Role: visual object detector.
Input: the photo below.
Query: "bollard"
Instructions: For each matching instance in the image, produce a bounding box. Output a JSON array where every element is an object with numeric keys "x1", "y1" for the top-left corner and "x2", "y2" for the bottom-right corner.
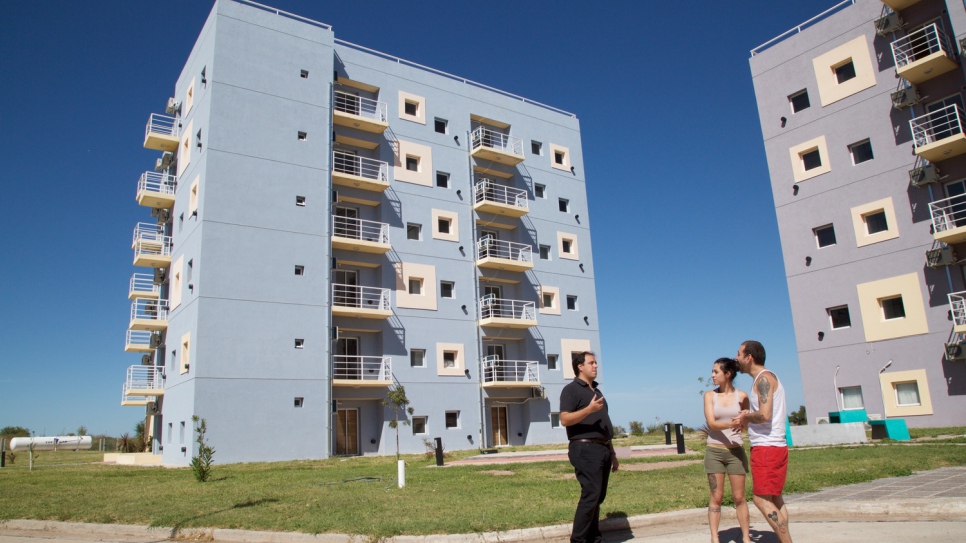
[
  {"x1": 674, "y1": 423, "x2": 685, "y2": 454},
  {"x1": 1, "y1": 438, "x2": 5, "y2": 468},
  {"x1": 397, "y1": 459, "x2": 406, "y2": 488},
  {"x1": 434, "y1": 437, "x2": 444, "y2": 467},
  {"x1": 663, "y1": 423, "x2": 672, "y2": 445}
]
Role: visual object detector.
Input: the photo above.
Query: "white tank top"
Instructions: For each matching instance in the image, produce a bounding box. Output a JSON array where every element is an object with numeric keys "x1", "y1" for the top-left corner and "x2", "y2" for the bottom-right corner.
[{"x1": 748, "y1": 369, "x2": 787, "y2": 447}]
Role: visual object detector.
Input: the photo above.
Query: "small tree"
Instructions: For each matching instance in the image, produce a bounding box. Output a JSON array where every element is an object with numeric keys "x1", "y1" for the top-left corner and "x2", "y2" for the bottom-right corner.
[
  {"x1": 76, "y1": 426, "x2": 88, "y2": 436},
  {"x1": 788, "y1": 405, "x2": 807, "y2": 426},
  {"x1": 190, "y1": 416, "x2": 215, "y2": 482},
  {"x1": 613, "y1": 425, "x2": 627, "y2": 438},
  {"x1": 383, "y1": 385, "x2": 414, "y2": 460},
  {"x1": 628, "y1": 421, "x2": 645, "y2": 436},
  {"x1": 0, "y1": 426, "x2": 31, "y2": 438}
]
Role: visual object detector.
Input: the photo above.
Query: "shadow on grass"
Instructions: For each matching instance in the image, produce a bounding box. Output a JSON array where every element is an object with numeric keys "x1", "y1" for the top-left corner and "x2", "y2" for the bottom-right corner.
[{"x1": 149, "y1": 498, "x2": 279, "y2": 531}]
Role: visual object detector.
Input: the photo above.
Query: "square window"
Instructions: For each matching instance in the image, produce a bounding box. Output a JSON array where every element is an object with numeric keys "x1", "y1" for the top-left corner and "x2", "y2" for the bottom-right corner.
[
  {"x1": 539, "y1": 245, "x2": 551, "y2": 260},
  {"x1": 531, "y1": 141, "x2": 542, "y2": 155},
  {"x1": 295, "y1": 338, "x2": 304, "y2": 349},
  {"x1": 547, "y1": 354, "x2": 558, "y2": 370},
  {"x1": 294, "y1": 397, "x2": 304, "y2": 407},
  {"x1": 294, "y1": 265, "x2": 305, "y2": 276},
  {"x1": 412, "y1": 416, "x2": 427, "y2": 434},
  {"x1": 405, "y1": 101, "x2": 418, "y2": 117},
  {"x1": 801, "y1": 149, "x2": 822, "y2": 171},
  {"x1": 443, "y1": 351, "x2": 456, "y2": 368},
  {"x1": 435, "y1": 118, "x2": 447, "y2": 134},
  {"x1": 834, "y1": 59, "x2": 856, "y2": 84},
  {"x1": 894, "y1": 381, "x2": 921, "y2": 406},
  {"x1": 543, "y1": 293, "x2": 554, "y2": 308},
  {"x1": 535, "y1": 184, "x2": 546, "y2": 199},
  {"x1": 864, "y1": 210, "x2": 888, "y2": 235},
  {"x1": 436, "y1": 172, "x2": 449, "y2": 188},
  {"x1": 445, "y1": 411, "x2": 459, "y2": 429},
  {"x1": 789, "y1": 89, "x2": 810, "y2": 113},
  {"x1": 881, "y1": 296, "x2": 906, "y2": 320},
  {"x1": 849, "y1": 139, "x2": 874, "y2": 164},
  {"x1": 410, "y1": 349, "x2": 426, "y2": 368},
  {"x1": 441, "y1": 281, "x2": 454, "y2": 298},
  {"x1": 550, "y1": 413, "x2": 561, "y2": 428},
  {"x1": 554, "y1": 151, "x2": 565, "y2": 165},
  {"x1": 438, "y1": 217, "x2": 451, "y2": 234},
  {"x1": 562, "y1": 239, "x2": 573, "y2": 254},
  {"x1": 298, "y1": 131, "x2": 307, "y2": 141},
  {"x1": 827, "y1": 306, "x2": 851, "y2": 329},
  {"x1": 407, "y1": 223, "x2": 421, "y2": 240},
  {"x1": 408, "y1": 278, "x2": 423, "y2": 295},
  {"x1": 814, "y1": 224, "x2": 836, "y2": 248},
  {"x1": 296, "y1": 195, "x2": 306, "y2": 207},
  {"x1": 566, "y1": 295, "x2": 578, "y2": 311},
  {"x1": 839, "y1": 386, "x2": 864, "y2": 410},
  {"x1": 406, "y1": 156, "x2": 419, "y2": 172},
  {"x1": 300, "y1": 70, "x2": 309, "y2": 79},
  {"x1": 559, "y1": 198, "x2": 569, "y2": 213}
]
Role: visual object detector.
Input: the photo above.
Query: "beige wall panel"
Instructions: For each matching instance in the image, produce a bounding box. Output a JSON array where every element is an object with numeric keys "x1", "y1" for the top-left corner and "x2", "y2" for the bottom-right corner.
[
  {"x1": 856, "y1": 273, "x2": 929, "y2": 342},
  {"x1": 812, "y1": 36, "x2": 876, "y2": 107},
  {"x1": 178, "y1": 120, "x2": 194, "y2": 177},
  {"x1": 170, "y1": 256, "x2": 184, "y2": 309},
  {"x1": 557, "y1": 231, "x2": 579, "y2": 261},
  {"x1": 398, "y1": 91, "x2": 426, "y2": 124},
  {"x1": 432, "y1": 209, "x2": 460, "y2": 242},
  {"x1": 394, "y1": 140, "x2": 433, "y2": 186},
  {"x1": 539, "y1": 285, "x2": 561, "y2": 316},
  {"x1": 561, "y1": 338, "x2": 592, "y2": 380},
  {"x1": 879, "y1": 369, "x2": 933, "y2": 417},
  {"x1": 436, "y1": 342, "x2": 465, "y2": 376},
  {"x1": 395, "y1": 262, "x2": 437, "y2": 310},
  {"x1": 788, "y1": 136, "x2": 830, "y2": 183},
  {"x1": 180, "y1": 332, "x2": 191, "y2": 375},
  {"x1": 549, "y1": 143, "x2": 571, "y2": 172},
  {"x1": 850, "y1": 197, "x2": 899, "y2": 247}
]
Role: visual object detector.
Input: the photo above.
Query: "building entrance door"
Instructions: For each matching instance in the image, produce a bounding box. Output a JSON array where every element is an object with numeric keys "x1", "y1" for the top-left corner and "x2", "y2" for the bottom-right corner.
[
  {"x1": 335, "y1": 408, "x2": 359, "y2": 455},
  {"x1": 491, "y1": 406, "x2": 508, "y2": 446}
]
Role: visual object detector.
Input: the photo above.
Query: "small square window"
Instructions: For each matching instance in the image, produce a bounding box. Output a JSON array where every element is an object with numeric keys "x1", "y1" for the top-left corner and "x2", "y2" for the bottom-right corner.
[
  {"x1": 441, "y1": 281, "x2": 454, "y2": 298},
  {"x1": 436, "y1": 172, "x2": 450, "y2": 188},
  {"x1": 543, "y1": 293, "x2": 554, "y2": 308},
  {"x1": 298, "y1": 131, "x2": 307, "y2": 141},
  {"x1": 864, "y1": 211, "x2": 888, "y2": 235},
  {"x1": 445, "y1": 411, "x2": 459, "y2": 429},
  {"x1": 559, "y1": 198, "x2": 569, "y2": 213},
  {"x1": 881, "y1": 296, "x2": 906, "y2": 320},
  {"x1": 789, "y1": 89, "x2": 810, "y2": 113},
  {"x1": 834, "y1": 60, "x2": 856, "y2": 84},
  {"x1": 294, "y1": 265, "x2": 305, "y2": 276},
  {"x1": 295, "y1": 339, "x2": 304, "y2": 349},
  {"x1": 562, "y1": 239, "x2": 573, "y2": 254},
  {"x1": 296, "y1": 195, "x2": 306, "y2": 207},
  {"x1": 828, "y1": 306, "x2": 851, "y2": 329},
  {"x1": 554, "y1": 151, "x2": 565, "y2": 165},
  {"x1": 550, "y1": 413, "x2": 561, "y2": 428},
  {"x1": 443, "y1": 351, "x2": 456, "y2": 368},
  {"x1": 814, "y1": 224, "x2": 836, "y2": 248},
  {"x1": 539, "y1": 245, "x2": 551, "y2": 260},
  {"x1": 405, "y1": 101, "x2": 418, "y2": 116},
  {"x1": 406, "y1": 156, "x2": 419, "y2": 172},
  {"x1": 547, "y1": 354, "x2": 558, "y2": 370},
  {"x1": 294, "y1": 397, "x2": 304, "y2": 407},
  {"x1": 412, "y1": 416, "x2": 427, "y2": 434},
  {"x1": 407, "y1": 223, "x2": 421, "y2": 240},
  {"x1": 438, "y1": 217, "x2": 451, "y2": 234},
  {"x1": 801, "y1": 149, "x2": 822, "y2": 171},
  {"x1": 849, "y1": 139, "x2": 874, "y2": 165},
  {"x1": 410, "y1": 349, "x2": 426, "y2": 368},
  {"x1": 300, "y1": 70, "x2": 309, "y2": 79},
  {"x1": 531, "y1": 141, "x2": 542, "y2": 155},
  {"x1": 894, "y1": 381, "x2": 921, "y2": 406},
  {"x1": 535, "y1": 184, "x2": 546, "y2": 199},
  {"x1": 566, "y1": 295, "x2": 577, "y2": 311},
  {"x1": 408, "y1": 278, "x2": 423, "y2": 295},
  {"x1": 435, "y1": 118, "x2": 448, "y2": 134}
]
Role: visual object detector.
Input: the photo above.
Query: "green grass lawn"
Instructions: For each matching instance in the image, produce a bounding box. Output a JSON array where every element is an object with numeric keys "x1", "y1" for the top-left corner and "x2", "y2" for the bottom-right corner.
[{"x1": 1, "y1": 439, "x2": 964, "y2": 538}]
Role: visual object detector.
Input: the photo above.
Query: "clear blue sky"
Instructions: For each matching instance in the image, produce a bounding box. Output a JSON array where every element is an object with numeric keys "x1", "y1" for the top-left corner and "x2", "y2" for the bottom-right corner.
[{"x1": 0, "y1": 0, "x2": 840, "y2": 437}]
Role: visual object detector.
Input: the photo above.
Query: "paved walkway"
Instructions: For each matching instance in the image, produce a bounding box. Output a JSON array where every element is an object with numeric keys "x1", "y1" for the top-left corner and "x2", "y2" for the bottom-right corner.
[{"x1": 786, "y1": 465, "x2": 966, "y2": 502}]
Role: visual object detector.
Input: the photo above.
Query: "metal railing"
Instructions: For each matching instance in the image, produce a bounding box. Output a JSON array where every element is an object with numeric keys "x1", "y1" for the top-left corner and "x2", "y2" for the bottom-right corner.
[
  {"x1": 125, "y1": 330, "x2": 155, "y2": 349},
  {"x1": 949, "y1": 292, "x2": 966, "y2": 328},
  {"x1": 121, "y1": 383, "x2": 149, "y2": 404},
  {"x1": 133, "y1": 222, "x2": 167, "y2": 246},
  {"x1": 475, "y1": 179, "x2": 528, "y2": 209},
  {"x1": 750, "y1": 0, "x2": 855, "y2": 56},
  {"x1": 910, "y1": 104, "x2": 965, "y2": 150},
  {"x1": 231, "y1": 0, "x2": 331, "y2": 30},
  {"x1": 332, "y1": 216, "x2": 390, "y2": 245},
  {"x1": 334, "y1": 91, "x2": 388, "y2": 123},
  {"x1": 130, "y1": 273, "x2": 160, "y2": 297},
  {"x1": 929, "y1": 193, "x2": 966, "y2": 234},
  {"x1": 332, "y1": 355, "x2": 391, "y2": 381},
  {"x1": 332, "y1": 283, "x2": 390, "y2": 311},
  {"x1": 124, "y1": 365, "x2": 165, "y2": 394},
  {"x1": 333, "y1": 151, "x2": 388, "y2": 182},
  {"x1": 130, "y1": 298, "x2": 169, "y2": 323},
  {"x1": 482, "y1": 356, "x2": 539, "y2": 384},
  {"x1": 145, "y1": 113, "x2": 178, "y2": 139},
  {"x1": 892, "y1": 23, "x2": 952, "y2": 69},
  {"x1": 480, "y1": 297, "x2": 536, "y2": 321},
  {"x1": 471, "y1": 126, "x2": 524, "y2": 158},
  {"x1": 477, "y1": 238, "x2": 532, "y2": 263},
  {"x1": 137, "y1": 171, "x2": 177, "y2": 197}
]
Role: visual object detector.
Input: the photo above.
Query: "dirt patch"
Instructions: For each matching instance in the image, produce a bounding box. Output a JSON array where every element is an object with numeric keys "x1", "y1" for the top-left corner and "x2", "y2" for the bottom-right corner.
[
  {"x1": 620, "y1": 460, "x2": 702, "y2": 471},
  {"x1": 480, "y1": 470, "x2": 515, "y2": 476}
]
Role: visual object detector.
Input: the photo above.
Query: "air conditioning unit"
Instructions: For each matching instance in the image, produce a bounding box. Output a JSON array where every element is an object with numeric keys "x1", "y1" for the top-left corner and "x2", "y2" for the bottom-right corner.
[
  {"x1": 815, "y1": 416, "x2": 830, "y2": 424},
  {"x1": 141, "y1": 354, "x2": 153, "y2": 365},
  {"x1": 153, "y1": 268, "x2": 166, "y2": 285},
  {"x1": 531, "y1": 386, "x2": 546, "y2": 399},
  {"x1": 165, "y1": 97, "x2": 181, "y2": 115},
  {"x1": 891, "y1": 86, "x2": 919, "y2": 109},
  {"x1": 156, "y1": 209, "x2": 171, "y2": 223},
  {"x1": 909, "y1": 164, "x2": 940, "y2": 187},
  {"x1": 945, "y1": 341, "x2": 966, "y2": 360},
  {"x1": 926, "y1": 246, "x2": 956, "y2": 268},
  {"x1": 149, "y1": 333, "x2": 162, "y2": 349},
  {"x1": 146, "y1": 401, "x2": 160, "y2": 416},
  {"x1": 155, "y1": 151, "x2": 175, "y2": 171},
  {"x1": 874, "y1": 12, "x2": 902, "y2": 36}
]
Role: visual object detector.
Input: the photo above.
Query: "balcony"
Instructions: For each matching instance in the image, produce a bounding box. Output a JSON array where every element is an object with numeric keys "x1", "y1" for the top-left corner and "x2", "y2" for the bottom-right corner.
[
  {"x1": 331, "y1": 284, "x2": 392, "y2": 319},
  {"x1": 123, "y1": 365, "x2": 165, "y2": 398},
  {"x1": 132, "y1": 223, "x2": 172, "y2": 268},
  {"x1": 477, "y1": 239, "x2": 533, "y2": 272},
  {"x1": 473, "y1": 179, "x2": 528, "y2": 217},
  {"x1": 470, "y1": 126, "x2": 524, "y2": 165},
  {"x1": 129, "y1": 273, "x2": 160, "y2": 300},
  {"x1": 143, "y1": 113, "x2": 180, "y2": 152},
  {"x1": 479, "y1": 297, "x2": 537, "y2": 328},
  {"x1": 124, "y1": 330, "x2": 158, "y2": 353},
  {"x1": 136, "y1": 171, "x2": 177, "y2": 209},
  {"x1": 120, "y1": 384, "x2": 149, "y2": 407},
  {"x1": 910, "y1": 105, "x2": 966, "y2": 162},
  {"x1": 129, "y1": 298, "x2": 168, "y2": 331},
  {"x1": 333, "y1": 91, "x2": 388, "y2": 133},
  {"x1": 482, "y1": 356, "x2": 540, "y2": 388},
  {"x1": 949, "y1": 292, "x2": 966, "y2": 334},
  {"x1": 929, "y1": 194, "x2": 966, "y2": 244},
  {"x1": 332, "y1": 151, "x2": 389, "y2": 192},
  {"x1": 331, "y1": 216, "x2": 391, "y2": 254},
  {"x1": 881, "y1": 1, "x2": 922, "y2": 11},
  {"x1": 891, "y1": 23, "x2": 957, "y2": 84},
  {"x1": 332, "y1": 356, "x2": 392, "y2": 387}
]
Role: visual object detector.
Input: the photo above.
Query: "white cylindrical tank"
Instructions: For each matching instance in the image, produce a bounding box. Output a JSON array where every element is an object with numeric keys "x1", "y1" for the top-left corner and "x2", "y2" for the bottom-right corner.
[{"x1": 9, "y1": 436, "x2": 93, "y2": 452}]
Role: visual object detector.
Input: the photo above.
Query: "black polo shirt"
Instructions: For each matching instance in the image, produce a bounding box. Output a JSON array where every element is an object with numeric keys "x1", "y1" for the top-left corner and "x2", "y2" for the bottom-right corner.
[{"x1": 559, "y1": 377, "x2": 613, "y2": 441}]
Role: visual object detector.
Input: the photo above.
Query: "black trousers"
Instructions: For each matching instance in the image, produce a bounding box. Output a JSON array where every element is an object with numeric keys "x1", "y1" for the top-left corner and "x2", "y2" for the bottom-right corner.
[{"x1": 568, "y1": 441, "x2": 612, "y2": 543}]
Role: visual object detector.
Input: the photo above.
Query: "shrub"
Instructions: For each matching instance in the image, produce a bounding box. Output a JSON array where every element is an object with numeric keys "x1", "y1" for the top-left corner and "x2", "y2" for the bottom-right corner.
[{"x1": 190, "y1": 416, "x2": 215, "y2": 482}]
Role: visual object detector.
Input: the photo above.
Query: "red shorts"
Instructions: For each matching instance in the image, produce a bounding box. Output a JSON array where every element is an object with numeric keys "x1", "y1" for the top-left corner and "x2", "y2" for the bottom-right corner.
[{"x1": 750, "y1": 446, "x2": 788, "y2": 496}]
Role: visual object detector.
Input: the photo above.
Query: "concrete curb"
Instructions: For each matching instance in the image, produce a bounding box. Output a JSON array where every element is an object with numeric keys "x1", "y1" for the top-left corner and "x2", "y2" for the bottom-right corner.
[{"x1": 3, "y1": 499, "x2": 965, "y2": 543}]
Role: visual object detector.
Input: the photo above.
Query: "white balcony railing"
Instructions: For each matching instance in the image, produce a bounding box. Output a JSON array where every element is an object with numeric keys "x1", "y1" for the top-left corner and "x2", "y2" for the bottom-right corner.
[
  {"x1": 121, "y1": 384, "x2": 149, "y2": 405},
  {"x1": 910, "y1": 104, "x2": 966, "y2": 150},
  {"x1": 137, "y1": 171, "x2": 177, "y2": 197},
  {"x1": 334, "y1": 91, "x2": 388, "y2": 123},
  {"x1": 949, "y1": 292, "x2": 966, "y2": 328},
  {"x1": 332, "y1": 355, "x2": 391, "y2": 381},
  {"x1": 332, "y1": 216, "x2": 390, "y2": 245},
  {"x1": 333, "y1": 151, "x2": 389, "y2": 182},
  {"x1": 145, "y1": 113, "x2": 178, "y2": 139},
  {"x1": 891, "y1": 23, "x2": 952, "y2": 70},
  {"x1": 332, "y1": 283, "x2": 390, "y2": 311},
  {"x1": 471, "y1": 126, "x2": 524, "y2": 158},
  {"x1": 129, "y1": 273, "x2": 160, "y2": 297},
  {"x1": 124, "y1": 365, "x2": 165, "y2": 395},
  {"x1": 133, "y1": 222, "x2": 167, "y2": 246},
  {"x1": 475, "y1": 179, "x2": 528, "y2": 210},
  {"x1": 480, "y1": 297, "x2": 536, "y2": 321},
  {"x1": 125, "y1": 330, "x2": 155, "y2": 349},
  {"x1": 482, "y1": 356, "x2": 539, "y2": 384},
  {"x1": 929, "y1": 193, "x2": 966, "y2": 235},
  {"x1": 477, "y1": 238, "x2": 532, "y2": 263},
  {"x1": 130, "y1": 298, "x2": 168, "y2": 323}
]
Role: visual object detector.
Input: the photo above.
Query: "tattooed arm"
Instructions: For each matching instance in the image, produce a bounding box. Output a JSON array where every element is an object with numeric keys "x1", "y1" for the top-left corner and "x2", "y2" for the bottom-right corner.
[{"x1": 739, "y1": 373, "x2": 776, "y2": 425}]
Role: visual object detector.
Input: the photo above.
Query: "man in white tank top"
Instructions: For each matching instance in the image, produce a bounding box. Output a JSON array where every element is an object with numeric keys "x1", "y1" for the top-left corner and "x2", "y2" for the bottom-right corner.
[{"x1": 732, "y1": 340, "x2": 793, "y2": 543}]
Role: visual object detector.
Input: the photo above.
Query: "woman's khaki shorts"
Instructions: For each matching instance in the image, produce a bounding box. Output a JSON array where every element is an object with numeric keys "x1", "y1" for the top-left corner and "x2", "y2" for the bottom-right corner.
[{"x1": 704, "y1": 445, "x2": 749, "y2": 475}]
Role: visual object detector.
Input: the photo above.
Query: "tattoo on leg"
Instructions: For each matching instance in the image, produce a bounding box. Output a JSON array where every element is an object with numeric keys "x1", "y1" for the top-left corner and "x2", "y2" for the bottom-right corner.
[
  {"x1": 708, "y1": 474, "x2": 718, "y2": 492},
  {"x1": 708, "y1": 507, "x2": 721, "y2": 512}
]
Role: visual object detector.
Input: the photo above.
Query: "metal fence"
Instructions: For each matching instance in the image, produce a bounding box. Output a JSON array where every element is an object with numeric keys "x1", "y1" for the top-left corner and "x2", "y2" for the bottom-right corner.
[
  {"x1": 482, "y1": 356, "x2": 539, "y2": 384},
  {"x1": 929, "y1": 193, "x2": 966, "y2": 234},
  {"x1": 480, "y1": 297, "x2": 536, "y2": 321},
  {"x1": 332, "y1": 216, "x2": 390, "y2": 244},
  {"x1": 332, "y1": 355, "x2": 391, "y2": 381},
  {"x1": 891, "y1": 23, "x2": 952, "y2": 69},
  {"x1": 475, "y1": 179, "x2": 528, "y2": 209},
  {"x1": 334, "y1": 91, "x2": 388, "y2": 123},
  {"x1": 332, "y1": 284, "x2": 390, "y2": 311},
  {"x1": 333, "y1": 151, "x2": 388, "y2": 182},
  {"x1": 471, "y1": 126, "x2": 523, "y2": 157},
  {"x1": 477, "y1": 238, "x2": 532, "y2": 262}
]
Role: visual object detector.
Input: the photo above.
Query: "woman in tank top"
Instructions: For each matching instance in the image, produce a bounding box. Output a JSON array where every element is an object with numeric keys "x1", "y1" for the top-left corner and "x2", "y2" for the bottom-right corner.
[{"x1": 702, "y1": 357, "x2": 751, "y2": 543}]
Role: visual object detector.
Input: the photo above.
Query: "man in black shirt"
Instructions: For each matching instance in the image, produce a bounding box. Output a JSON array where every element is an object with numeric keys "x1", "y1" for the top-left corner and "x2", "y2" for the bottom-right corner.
[{"x1": 560, "y1": 351, "x2": 618, "y2": 543}]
